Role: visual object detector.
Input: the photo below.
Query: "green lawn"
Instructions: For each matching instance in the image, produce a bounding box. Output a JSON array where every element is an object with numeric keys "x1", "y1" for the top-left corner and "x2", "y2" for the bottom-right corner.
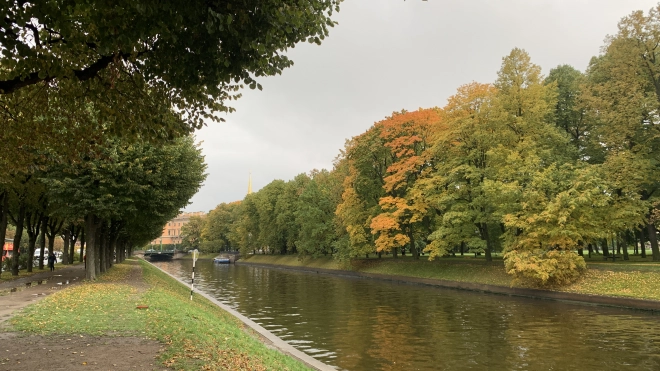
[
  {"x1": 10, "y1": 259, "x2": 312, "y2": 371},
  {"x1": 241, "y1": 253, "x2": 660, "y2": 301}
]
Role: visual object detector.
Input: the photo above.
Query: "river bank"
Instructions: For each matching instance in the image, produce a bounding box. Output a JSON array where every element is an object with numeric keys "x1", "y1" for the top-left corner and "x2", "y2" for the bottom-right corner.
[
  {"x1": 2, "y1": 259, "x2": 316, "y2": 371},
  {"x1": 237, "y1": 255, "x2": 660, "y2": 312}
]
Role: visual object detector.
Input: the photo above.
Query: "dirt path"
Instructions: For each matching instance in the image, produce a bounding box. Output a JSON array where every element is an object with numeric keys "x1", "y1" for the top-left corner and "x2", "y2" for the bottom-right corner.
[
  {"x1": 0, "y1": 263, "x2": 169, "y2": 371},
  {"x1": 0, "y1": 265, "x2": 86, "y2": 326}
]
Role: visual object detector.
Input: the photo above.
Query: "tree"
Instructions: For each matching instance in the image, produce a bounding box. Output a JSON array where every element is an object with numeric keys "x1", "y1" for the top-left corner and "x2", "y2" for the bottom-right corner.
[
  {"x1": 580, "y1": 5, "x2": 660, "y2": 261},
  {"x1": 421, "y1": 83, "x2": 501, "y2": 261},
  {"x1": 336, "y1": 126, "x2": 392, "y2": 259},
  {"x1": 181, "y1": 216, "x2": 206, "y2": 252},
  {"x1": 487, "y1": 49, "x2": 587, "y2": 284},
  {"x1": 370, "y1": 108, "x2": 442, "y2": 260},
  {"x1": 295, "y1": 169, "x2": 341, "y2": 257},
  {"x1": 44, "y1": 135, "x2": 206, "y2": 279},
  {"x1": 202, "y1": 202, "x2": 241, "y2": 252},
  {"x1": 1, "y1": 0, "x2": 342, "y2": 128},
  {"x1": 545, "y1": 65, "x2": 590, "y2": 158}
]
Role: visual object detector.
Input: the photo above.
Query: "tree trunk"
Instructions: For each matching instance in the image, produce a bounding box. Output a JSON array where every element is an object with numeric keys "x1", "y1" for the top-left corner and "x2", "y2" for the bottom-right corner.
[
  {"x1": 646, "y1": 222, "x2": 660, "y2": 261},
  {"x1": 0, "y1": 192, "x2": 7, "y2": 265},
  {"x1": 621, "y1": 234, "x2": 629, "y2": 261},
  {"x1": 45, "y1": 217, "x2": 63, "y2": 266},
  {"x1": 26, "y1": 229, "x2": 36, "y2": 273},
  {"x1": 79, "y1": 228, "x2": 85, "y2": 263},
  {"x1": 69, "y1": 231, "x2": 76, "y2": 263},
  {"x1": 460, "y1": 241, "x2": 464, "y2": 256},
  {"x1": 640, "y1": 227, "x2": 647, "y2": 258},
  {"x1": 480, "y1": 223, "x2": 493, "y2": 262},
  {"x1": 62, "y1": 228, "x2": 70, "y2": 265},
  {"x1": 392, "y1": 247, "x2": 398, "y2": 258},
  {"x1": 96, "y1": 222, "x2": 103, "y2": 275},
  {"x1": 587, "y1": 243, "x2": 593, "y2": 258},
  {"x1": 25, "y1": 211, "x2": 39, "y2": 273},
  {"x1": 602, "y1": 239, "x2": 609, "y2": 256},
  {"x1": 10, "y1": 205, "x2": 25, "y2": 276},
  {"x1": 409, "y1": 229, "x2": 419, "y2": 260},
  {"x1": 84, "y1": 214, "x2": 98, "y2": 280},
  {"x1": 38, "y1": 216, "x2": 47, "y2": 270}
]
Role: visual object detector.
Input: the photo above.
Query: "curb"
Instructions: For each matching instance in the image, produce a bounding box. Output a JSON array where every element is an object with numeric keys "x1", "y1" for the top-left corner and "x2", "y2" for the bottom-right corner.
[{"x1": 237, "y1": 262, "x2": 660, "y2": 313}]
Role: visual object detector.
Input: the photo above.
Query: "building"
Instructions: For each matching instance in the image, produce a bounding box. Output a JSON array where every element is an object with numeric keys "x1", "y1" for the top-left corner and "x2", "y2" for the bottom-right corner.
[
  {"x1": 2, "y1": 238, "x2": 13, "y2": 262},
  {"x1": 151, "y1": 211, "x2": 206, "y2": 247}
]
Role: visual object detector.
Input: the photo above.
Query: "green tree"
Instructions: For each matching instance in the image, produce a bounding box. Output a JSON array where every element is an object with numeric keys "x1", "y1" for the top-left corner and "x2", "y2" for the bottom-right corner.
[
  {"x1": 295, "y1": 169, "x2": 341, "y2": 257},
  {"x1": 545, "y1": 65, "x2": 590, "y2": 158},
  {"x1": 1, "y1": 0, "x2": 342, "y2": 128},
  {"x1": 421, "y1": 83, "x2": 501, "y2": 261},
  {"x1": 202, "y1": 201, "x2": 242, "y2": 252},
  {"x1": 181, "y1": 216, "x2": 206, "y2": 252},
  {"x1": 580, "y1": 5, "x2": 660, "y2": 261}
]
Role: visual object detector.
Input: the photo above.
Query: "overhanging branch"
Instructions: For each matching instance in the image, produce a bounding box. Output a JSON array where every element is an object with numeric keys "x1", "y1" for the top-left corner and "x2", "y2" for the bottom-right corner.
[{"x1": 0, "y1": 51, "x2": 148, "y2": 94}]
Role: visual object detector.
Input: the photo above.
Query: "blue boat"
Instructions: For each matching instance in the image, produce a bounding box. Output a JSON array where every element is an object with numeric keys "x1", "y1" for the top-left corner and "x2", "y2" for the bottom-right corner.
[{"x1": 213, "y1": 257, "x2": 231, "y2": 264}]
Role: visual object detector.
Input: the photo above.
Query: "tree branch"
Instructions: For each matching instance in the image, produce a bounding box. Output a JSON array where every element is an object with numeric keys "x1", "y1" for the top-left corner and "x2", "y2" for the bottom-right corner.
[{"x1": 0, "y1": 50, "x2": 149, "y2": 94}]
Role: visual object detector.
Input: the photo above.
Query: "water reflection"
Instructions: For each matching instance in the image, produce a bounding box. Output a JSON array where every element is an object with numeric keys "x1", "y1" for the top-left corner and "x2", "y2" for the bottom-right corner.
[{"x1": 155, "y1": 260, "x2": 660, "y2": 371}]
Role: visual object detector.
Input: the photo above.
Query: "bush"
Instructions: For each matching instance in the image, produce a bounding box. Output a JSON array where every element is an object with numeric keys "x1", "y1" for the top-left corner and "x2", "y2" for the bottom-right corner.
[{"x1": 504, "y1": 249, "x2": 586, "y2": 287}]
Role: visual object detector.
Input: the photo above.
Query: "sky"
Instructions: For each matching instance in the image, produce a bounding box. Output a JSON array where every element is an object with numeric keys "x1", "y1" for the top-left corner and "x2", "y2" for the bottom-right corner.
[{"x1": 185, "y1": 0, "x2": 660, "y2": 212}]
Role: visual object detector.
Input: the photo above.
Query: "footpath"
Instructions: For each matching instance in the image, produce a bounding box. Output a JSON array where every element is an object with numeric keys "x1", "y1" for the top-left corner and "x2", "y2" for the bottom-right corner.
[
  {"x1": 0, "y1": 264, "x2": 86, "y2": 326},
  {"x1": 0, "y1": 264, "x2": 168, "y2": 371}
]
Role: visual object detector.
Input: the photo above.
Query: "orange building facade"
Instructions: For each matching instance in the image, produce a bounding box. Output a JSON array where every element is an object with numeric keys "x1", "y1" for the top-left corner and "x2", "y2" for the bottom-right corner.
[
  {"x1": 150, "y1": 211, "x2": 206, "y2": 247},
  {"x1": 2, "y1": 238, "x2": 13, "y2": 262}
]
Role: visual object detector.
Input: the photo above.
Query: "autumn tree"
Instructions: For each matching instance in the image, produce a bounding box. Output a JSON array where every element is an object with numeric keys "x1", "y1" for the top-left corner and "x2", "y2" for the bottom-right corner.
[
  {"x1": 369, "y1": 108, "x2": 442, "y2": 260},
  {"x1": 335, "y1": 126, "x2": 392, "y2": 259},
  {"x1": 486, "y1": 49, "x2": 588, "y2": 284}
]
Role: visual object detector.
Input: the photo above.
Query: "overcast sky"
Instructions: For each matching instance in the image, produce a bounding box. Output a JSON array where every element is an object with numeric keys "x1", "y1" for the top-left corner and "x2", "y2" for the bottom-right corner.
[{"x1": 185, "y1": 0, "x2": 660, "y2": 213}]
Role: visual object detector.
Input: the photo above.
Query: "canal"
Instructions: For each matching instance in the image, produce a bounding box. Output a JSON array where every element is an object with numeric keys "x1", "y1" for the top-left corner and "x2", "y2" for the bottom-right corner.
[{"x1": 154, "y1": 260, "x2": 660, "y2": 371}]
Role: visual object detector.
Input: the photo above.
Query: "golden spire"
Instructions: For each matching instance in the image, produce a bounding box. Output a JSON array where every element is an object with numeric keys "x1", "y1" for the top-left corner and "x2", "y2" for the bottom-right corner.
[{"x1": 247, "y1": 172, "x2": 252, "y2": 195}]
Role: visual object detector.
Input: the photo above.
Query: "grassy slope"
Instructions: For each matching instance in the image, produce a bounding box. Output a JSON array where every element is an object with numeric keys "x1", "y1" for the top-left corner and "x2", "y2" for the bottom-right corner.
[
  {"x1": 242, "y1": 254, "x2": 660, "y2": 301},
  {"x1": 10, "y1": 259, "x2": 311, "y2": 371}
]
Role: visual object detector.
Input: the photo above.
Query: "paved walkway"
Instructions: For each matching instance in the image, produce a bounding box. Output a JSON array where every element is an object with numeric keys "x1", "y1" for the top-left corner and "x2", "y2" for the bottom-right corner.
[{"x1": 0, "y1": 264, "x2": 86, "y2": 326}]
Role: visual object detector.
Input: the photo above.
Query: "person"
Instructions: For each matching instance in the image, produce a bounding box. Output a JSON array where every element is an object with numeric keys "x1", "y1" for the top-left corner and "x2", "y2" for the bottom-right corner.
[{"x1": 47, "y1": 253, "x2": 56, "y2": 272}]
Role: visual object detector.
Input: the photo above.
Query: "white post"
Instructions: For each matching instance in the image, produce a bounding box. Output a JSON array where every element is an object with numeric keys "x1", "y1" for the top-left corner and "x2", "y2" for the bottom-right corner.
[{"x1": 190, "y1": 249, "x2": 199, "y2": 300}]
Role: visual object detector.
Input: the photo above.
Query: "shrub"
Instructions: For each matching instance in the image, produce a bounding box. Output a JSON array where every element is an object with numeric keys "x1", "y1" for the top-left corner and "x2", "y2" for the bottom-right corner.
[{"x1": 504, "y1": 249, "x2": 586, "y2": 287}]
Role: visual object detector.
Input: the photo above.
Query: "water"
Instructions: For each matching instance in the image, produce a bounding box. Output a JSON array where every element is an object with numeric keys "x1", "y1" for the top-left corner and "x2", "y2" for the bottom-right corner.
[{"x1": 155, "y1": 260, "x2": 660, "y2": 371}]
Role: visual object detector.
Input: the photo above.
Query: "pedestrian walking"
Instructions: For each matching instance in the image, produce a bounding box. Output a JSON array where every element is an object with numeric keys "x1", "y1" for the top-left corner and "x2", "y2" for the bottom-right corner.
[{"x1": 47, "y1": 253, "x2": 56, "y2": 272}]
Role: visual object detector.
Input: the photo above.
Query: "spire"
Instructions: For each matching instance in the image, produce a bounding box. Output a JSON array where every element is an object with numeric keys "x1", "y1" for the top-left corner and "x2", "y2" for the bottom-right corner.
[{"x1": 247, "y1": 172, "x2": 252, "y2": 195}]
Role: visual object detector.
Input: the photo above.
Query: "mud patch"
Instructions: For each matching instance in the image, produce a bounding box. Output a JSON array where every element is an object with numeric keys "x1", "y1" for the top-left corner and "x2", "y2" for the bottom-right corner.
[{"x1": 0, "y1": 333, "x2": 168, "y2": 371}]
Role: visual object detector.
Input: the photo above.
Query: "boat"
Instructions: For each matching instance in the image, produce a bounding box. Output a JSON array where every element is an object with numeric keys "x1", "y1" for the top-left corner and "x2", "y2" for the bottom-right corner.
[{"x1": 213, "y1": 257, "x2": 231, "y2": 264}]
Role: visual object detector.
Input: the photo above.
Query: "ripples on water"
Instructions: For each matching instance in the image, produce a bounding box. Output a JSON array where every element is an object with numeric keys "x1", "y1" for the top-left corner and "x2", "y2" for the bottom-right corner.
[{"x1": 155, "y1": 260, "x2": 660, "y2": 371}]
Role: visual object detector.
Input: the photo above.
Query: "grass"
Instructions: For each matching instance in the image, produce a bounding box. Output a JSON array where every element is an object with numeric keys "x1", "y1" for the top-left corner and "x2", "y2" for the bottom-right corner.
[
  {"x1": 10, "y1": 259, "x2": 312, "y2": 371},
  {"x1": 241, "y1": 253, "x2": 660, "y2": 301},
  {"x1": 0, "y1": 268, "x2": 39, "y2": 282}
]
